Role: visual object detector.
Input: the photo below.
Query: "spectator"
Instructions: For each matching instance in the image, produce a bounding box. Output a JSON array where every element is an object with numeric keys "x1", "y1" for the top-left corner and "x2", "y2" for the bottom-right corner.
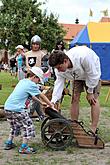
[
  {"x1": 25, "y1": 35, "x2": 45, "y2": 70},
  {"x1": 15, "y1": 45, "x2": 26, "y2": 80},
  {"x1": 51, "y1": 40, "x2": 67, "y2": 80},
  {"x1": 2, "y1": 50, "x2": 9, "y2": 72},
  {"x1": 52, "y1": 40, "x2": 66, "y2": 53},
  {"x1": 0, "y1": 60, "x2": 2, "y2": 72},
  {"x1": 9, "y1": 56, "x2": 17, "y2": 77},
  {"x1": 25, "y1": 35, "x2": 46, "y2": 121}
]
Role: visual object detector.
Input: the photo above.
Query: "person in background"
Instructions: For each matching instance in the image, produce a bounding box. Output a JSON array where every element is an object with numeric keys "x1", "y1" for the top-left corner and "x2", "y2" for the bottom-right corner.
[
  {"x1": 9, "y1": 56, "x2": 17, "y2": 77},
  {"x1": 51, "y1": 40, "x2": 66, "y2": 80},
  {"x1": 4, "y1": 66, "x2": 55, "y2": 154},
  {"x1": 15, "y1": 45, "x2": 26, "y2": 80},
  {"x1": 49, "y1": 46, "x2": 101, "y2": 134},
  {"x1": 25, "y1": 35, "x2": 46, "y2": 121},
  {"x1": 2, "y1": 50, "x2": 9, "y2": 72},
  {"x1": 0, "y1": 60, "x2": 3, "y2": 72},
  {"x1": 25, "y1": 35, "x2": 45, "y2": 70},
  {"x1": 52, "y1": 40, "x2": 67, "y2": 53}
]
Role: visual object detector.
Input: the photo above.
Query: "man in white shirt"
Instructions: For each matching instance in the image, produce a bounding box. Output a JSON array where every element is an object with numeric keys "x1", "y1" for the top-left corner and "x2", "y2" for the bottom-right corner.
[{"x1": 49, "y1": 46, "x2": 101, "y2": 134}]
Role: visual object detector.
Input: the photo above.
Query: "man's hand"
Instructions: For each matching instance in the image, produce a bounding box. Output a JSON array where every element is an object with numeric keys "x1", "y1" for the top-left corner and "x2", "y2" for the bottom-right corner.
[{"x1": 86, "y1": 93, "x2": 96, "y2": 105}]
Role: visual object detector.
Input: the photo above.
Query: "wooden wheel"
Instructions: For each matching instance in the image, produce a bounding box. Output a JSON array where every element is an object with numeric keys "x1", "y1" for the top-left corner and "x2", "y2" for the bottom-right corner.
[
  {"x1": 41, "y1": 117, "x2": 51, "y2": 131},
  {"x1": 41, "y1": 118, "x2": 73, "y2": 150}
]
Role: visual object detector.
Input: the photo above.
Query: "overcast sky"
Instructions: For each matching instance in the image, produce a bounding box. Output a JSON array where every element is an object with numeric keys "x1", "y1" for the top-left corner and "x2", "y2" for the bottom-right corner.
[
  {"x1": 0, "y1": 0, "x2": 110, "y2": 25},
  {"x1": 38, "y1": 0, "x2": 110, "y2": 25}
]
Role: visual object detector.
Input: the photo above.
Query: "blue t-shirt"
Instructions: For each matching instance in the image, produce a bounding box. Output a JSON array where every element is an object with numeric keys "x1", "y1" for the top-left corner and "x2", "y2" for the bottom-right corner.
[
  {"x1": 17, "y1": 54, "x2": 23, "y2": 69},
  {"x1": 4, "y1": 79, "x2": 41, "y2": 112}
]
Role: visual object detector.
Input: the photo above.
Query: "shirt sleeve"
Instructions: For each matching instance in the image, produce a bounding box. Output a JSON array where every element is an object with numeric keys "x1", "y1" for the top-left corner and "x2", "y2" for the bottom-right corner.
[
  {"x1": 81, "y1": 53, "x2": 101, "y2": 93},
  {"x1": 51, "y1": 70, "x2": 65, "y2": 103}
]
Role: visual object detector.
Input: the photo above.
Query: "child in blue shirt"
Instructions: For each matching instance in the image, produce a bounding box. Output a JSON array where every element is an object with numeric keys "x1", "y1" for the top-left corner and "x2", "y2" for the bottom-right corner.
[{"x1": 4, "y1": 66, "x2": 54, "y2": 154}]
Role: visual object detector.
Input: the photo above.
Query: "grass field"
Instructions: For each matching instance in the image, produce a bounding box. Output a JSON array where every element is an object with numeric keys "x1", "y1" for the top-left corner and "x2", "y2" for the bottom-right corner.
[
  {"x1": 0, "y1": 71, "x2": 110, "y2": 164},
  {"x1": 0, "y1": 71, "x2": 110, "y2": 107},
  {"x1": 0, "y1": 71, "x2": 18, "y2": 105}
]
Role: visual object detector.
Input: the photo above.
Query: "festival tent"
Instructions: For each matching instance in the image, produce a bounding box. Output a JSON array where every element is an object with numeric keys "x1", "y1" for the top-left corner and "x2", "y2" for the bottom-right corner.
[{"x1": 70, "y1": 22, "x2": 110, "y2": 80}]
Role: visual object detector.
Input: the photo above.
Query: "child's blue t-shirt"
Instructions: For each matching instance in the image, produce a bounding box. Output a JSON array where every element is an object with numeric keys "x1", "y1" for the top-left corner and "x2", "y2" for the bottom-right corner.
[{"x1": 4, "y1": 79, "x2": 41, "y2": 112}]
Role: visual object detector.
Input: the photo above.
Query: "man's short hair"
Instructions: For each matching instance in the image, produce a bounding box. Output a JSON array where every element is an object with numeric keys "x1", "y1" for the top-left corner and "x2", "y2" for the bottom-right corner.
[{"x1": 49, "y1": 50, "x2": 68, "y2": 67}]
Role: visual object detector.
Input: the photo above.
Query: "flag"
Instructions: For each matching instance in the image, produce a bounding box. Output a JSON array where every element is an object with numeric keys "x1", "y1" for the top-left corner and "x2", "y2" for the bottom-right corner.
[
  {"x1": 89, "y1": 9, "x2": 93, "y2": 17},
  {"x1": 101, "y1": 9, "x2": 108, "y2": 16}
]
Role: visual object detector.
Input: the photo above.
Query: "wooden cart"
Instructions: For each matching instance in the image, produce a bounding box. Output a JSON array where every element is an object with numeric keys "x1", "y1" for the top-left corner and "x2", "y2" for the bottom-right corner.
[{"x1": 41, "y1": 107, "x2": 105, "y2": 150}]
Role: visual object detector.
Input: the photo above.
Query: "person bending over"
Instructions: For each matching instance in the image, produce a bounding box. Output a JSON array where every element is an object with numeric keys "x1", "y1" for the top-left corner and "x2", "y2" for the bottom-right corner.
[{"x1": 49, "y1": 46, "x2": 101, "y2": 134}]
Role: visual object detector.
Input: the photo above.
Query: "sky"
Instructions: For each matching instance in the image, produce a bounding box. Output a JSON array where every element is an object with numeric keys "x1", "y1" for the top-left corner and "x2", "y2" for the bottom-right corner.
[
  {"x1": 0, "y1": 0, "x2": 110, "y2": 25},
  {"x1": 38, "y1": 0, "x2": 110, "y2": 25}
]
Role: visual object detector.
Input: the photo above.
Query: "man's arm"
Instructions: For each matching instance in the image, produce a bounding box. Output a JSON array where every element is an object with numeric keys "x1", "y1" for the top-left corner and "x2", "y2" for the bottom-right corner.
[
  {"x1": 51, "y1": 73, "x2": 65, "y2": 104},
  {"x1": 81, "y1": 52, "x2": 101, "y2": 105},
  {"x1": 82, "y1": 54, "x2": 101, "y2": 93}
]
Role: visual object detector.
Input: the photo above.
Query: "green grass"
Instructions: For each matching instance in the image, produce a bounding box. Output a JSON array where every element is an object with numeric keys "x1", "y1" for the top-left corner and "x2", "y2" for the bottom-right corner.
[
  {"x1": 0, "y1": 71, "x2": 110, "y2": 108},
  {"x1": 1, "y1": 71, "x2": 110, "y2": 164},
  {"x1": 0, "y1": 71, "x2": 18, "y2": 105}
]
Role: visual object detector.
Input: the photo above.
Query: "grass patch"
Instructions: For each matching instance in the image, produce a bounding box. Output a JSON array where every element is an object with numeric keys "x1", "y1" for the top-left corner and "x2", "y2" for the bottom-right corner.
[
  {"x1": 1, "y1": 71, "x2": 110, "y2": 165},
  {"x1": 0, "y1": 71, "x2": 18, "y2": 105},
  {"x1": 0, "y1": 71, "x2": 110, "y2": 108}
]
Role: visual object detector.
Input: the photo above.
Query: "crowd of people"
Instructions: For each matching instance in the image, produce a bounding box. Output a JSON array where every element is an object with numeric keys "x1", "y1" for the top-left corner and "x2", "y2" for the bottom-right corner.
[{"x1": 2, "y1": 35, "x2": 102, "y2": 154}]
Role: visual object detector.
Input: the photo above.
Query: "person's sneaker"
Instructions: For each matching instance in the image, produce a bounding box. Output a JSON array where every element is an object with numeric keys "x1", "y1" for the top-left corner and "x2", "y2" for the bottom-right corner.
[
  {"x1": 4, "y1": 142, "x2": 16, "y2": 150},
  {"x1": 18, "y1": 146, "x2": 36, "y2": 154}
]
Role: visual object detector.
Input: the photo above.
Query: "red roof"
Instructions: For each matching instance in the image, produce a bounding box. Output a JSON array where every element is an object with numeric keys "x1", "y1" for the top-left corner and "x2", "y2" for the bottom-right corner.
[
  {"x1": 60, "y1": 23, "x2": 85, "y2": 40},
  {"x1": 100, "y1": 17, "x2": 110, "y2": 22}
]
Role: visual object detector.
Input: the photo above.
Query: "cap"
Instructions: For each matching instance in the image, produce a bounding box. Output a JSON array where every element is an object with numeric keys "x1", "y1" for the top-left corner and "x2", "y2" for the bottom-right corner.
[
  {"x1": 16, "y1": 45, "x2": 24, "y2": 50},
  {"x1": 30, "y1": 66, "x2": 44, "y2": 84}
]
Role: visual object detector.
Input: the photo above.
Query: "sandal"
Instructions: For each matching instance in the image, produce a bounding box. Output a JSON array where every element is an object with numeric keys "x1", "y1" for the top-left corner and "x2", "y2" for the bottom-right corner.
[
  {"x1": 4, "y1": 142, "x2": 16, "y2": 150},
  {"x1": 18, "y1": 146, "x2": 36, "y2": 154}
]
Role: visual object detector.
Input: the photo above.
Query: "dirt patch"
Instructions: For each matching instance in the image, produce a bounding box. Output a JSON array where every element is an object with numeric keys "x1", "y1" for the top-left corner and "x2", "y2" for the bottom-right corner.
[{"x1": 0, "y1": 108, "x2": 110, "y2": 165}]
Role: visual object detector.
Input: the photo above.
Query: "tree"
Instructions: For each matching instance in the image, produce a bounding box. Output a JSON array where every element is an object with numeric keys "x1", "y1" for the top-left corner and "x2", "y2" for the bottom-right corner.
[{"x1": 0, "y1": 0, "x2": 65, "y2": 53}]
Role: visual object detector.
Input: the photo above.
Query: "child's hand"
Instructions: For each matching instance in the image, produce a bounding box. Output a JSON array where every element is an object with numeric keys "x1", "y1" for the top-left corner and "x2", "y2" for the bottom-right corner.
[
  {"x1": 50, "y1": 103, "x2": 58, "y2": 112},
  {"x1": 42, "y1": 102, "x2": 47, "y2": 107}
]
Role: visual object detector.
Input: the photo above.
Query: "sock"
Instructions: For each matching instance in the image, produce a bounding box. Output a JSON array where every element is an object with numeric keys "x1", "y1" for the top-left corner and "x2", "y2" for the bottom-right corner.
[{"x1": 21, "y1": 143, "x2": 28, "y2": 148}]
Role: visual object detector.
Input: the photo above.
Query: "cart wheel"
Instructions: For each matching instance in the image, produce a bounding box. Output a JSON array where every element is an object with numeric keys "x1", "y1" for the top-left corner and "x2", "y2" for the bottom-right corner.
[
  {"x1": 41, "y1": 117, "x2": 52, "y2": 142},
  {"x1": 41, "y1": 116, "x2": 51, "y2": 130},
  {"x1": 41, "y1": 118, "x2": 73, "y2": 150}
]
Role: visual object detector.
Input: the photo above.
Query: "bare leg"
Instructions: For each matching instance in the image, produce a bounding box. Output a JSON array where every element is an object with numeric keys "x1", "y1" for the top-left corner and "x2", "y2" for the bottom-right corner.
[
  {"x1": 70, "y1": 93, "x2": 80, "y2": 121},
  {"x1": 90, "y1": 99, "x2": 100, "y2": 133}
]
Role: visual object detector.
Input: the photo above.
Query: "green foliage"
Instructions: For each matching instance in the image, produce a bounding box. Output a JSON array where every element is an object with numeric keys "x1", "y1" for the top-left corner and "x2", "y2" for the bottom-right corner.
[{"x1": 0, "y1": 0, "x2": 65, "y2": 53}]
